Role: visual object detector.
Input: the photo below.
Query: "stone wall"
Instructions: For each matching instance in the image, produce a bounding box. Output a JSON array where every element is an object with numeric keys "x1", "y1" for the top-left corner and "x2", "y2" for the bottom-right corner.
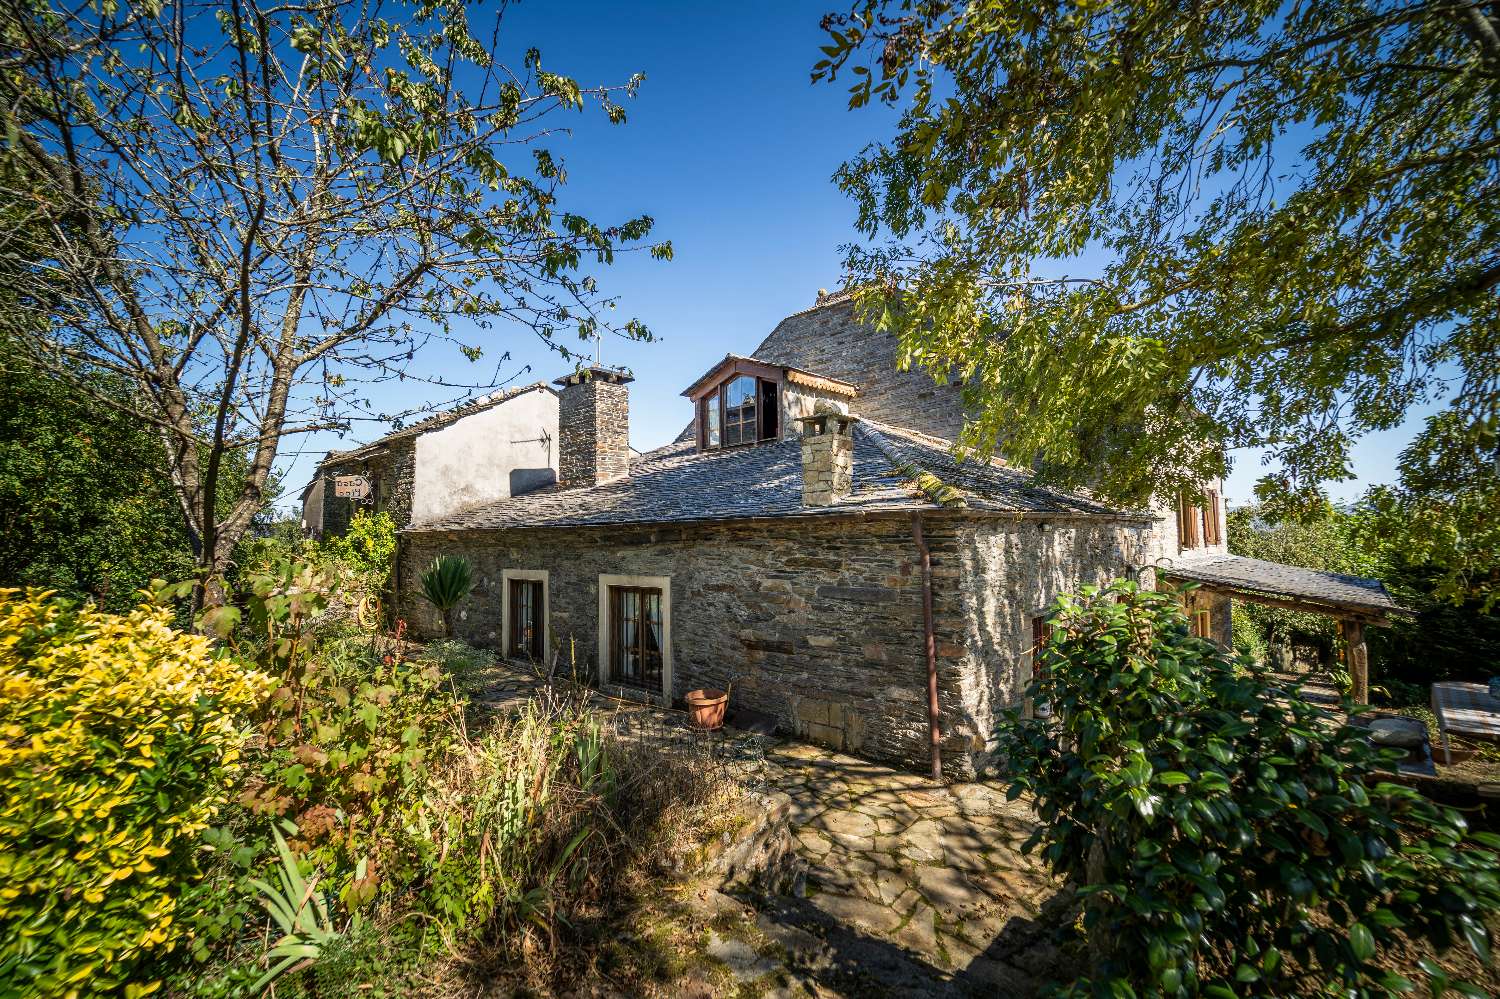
[
  {"x1": 947, "y1": 517, "x2": 1157, "y2": 769},
  {"x1": 750, "y1": 302, "x2": 968, "y2": 441},
  {"x1": 317, "y1": 438, "x2": 415, "y2": 536},
  {"x1": 400, "y1": 511, "x2": 1151, "y2": 777}
]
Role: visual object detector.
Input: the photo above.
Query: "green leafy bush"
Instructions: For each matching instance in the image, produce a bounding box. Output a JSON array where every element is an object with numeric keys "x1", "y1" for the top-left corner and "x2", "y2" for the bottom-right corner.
[
  {"x1": 420, "y1": 555, "x2": 472, "y2": 637},
  {"x1": 0, "y1": 589, "x2": 271, "y2": 997},
  {"x1": 231, "y1": 563, "x2": 463, "y2": 909},
  {"x1": 999, "y1": 581, "x2": 1500, "y2": 997},
  {"x1": 313, "y1": 510, "x2": 396, "y2": 594},
  {"x1": 1230, "y1": 604, "x2": 1267, "y2": 666}
]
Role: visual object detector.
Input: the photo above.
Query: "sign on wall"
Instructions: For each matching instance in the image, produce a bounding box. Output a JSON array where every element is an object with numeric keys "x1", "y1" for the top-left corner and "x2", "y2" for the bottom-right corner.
[{"x1": 332, "y1": 474, "x2": 371, "y2": 500}]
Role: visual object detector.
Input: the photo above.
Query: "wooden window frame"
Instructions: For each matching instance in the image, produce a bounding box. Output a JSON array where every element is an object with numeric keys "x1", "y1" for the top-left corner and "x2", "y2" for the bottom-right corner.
[
  {"x1": 1031, "y1": 615, "x2": 1051, "y2": 677},
  {"x1": 690, "y1": 359, "x2": 783, "y2": 452},
  {"x1": 500, "y1": 568, "x2": 549, "y2": 664},
  {"x1": 1030, "y1": 613, "x2": 1053, "y2": 719},
  {"x1": 1192, "y1": 608, "x2": 1213, "y2": 639},
  {"x1": 597, "y1": 574, "x2": 672, "y2": 702},
  {"x1": 720, "y1": 374, "x2": 758, "y2": 447}
]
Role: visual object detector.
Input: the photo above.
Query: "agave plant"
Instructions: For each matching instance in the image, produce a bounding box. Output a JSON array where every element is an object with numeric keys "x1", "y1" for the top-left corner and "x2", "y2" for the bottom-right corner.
[
  {"x1": 420, "y1": 555, "x2": 473, "y2": 637},
  {"x1": 249, "y1": 826, "x2": 349, "y2": 992}
]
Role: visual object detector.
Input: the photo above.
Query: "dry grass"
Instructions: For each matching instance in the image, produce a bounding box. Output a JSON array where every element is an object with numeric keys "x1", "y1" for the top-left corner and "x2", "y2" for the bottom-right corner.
[{"x1": 391, "y1": 685, "x2": 751, "y2": 996}]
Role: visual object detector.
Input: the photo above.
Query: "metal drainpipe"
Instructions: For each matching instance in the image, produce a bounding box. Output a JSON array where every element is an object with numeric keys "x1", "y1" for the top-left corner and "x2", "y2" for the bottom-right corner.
[{"x1": 911, "y1": 512, "x2": 942, "y2": 781}]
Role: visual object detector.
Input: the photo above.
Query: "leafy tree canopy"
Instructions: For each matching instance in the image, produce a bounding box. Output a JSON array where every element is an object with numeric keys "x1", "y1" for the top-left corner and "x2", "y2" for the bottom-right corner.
[
  {"x1": 815, "y1": 0, "x2": 1499, "y2": 512},
  {"x1": 0, "y1": 339, "x2": 192, "y2": 610},
  {"x1": 0, "y1": 0, "x2": 668, "y2": 598},
  {"x1": 1365, "y1": 408, "x2": 1500, "y2": 609}
]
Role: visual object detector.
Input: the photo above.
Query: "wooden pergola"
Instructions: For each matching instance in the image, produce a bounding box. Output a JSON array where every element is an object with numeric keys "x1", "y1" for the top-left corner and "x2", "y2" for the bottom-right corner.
[{"x1": 1160, "y1": 555, "x2": 1408, "y2": 704}]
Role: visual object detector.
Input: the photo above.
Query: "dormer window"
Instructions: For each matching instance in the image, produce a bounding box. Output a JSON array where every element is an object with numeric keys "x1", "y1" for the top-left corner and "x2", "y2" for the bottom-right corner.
[
  {"x1": 698, "y1": 372, "x2": 779, "y2": 449},
  {"x1": 681, "y1": 354, "x2": 859, "y2": 453}
]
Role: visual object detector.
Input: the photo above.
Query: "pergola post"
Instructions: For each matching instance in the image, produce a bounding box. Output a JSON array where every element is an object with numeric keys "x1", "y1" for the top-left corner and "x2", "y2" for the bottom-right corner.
[{"x1": 1341, "y1": 619, "x2": 1369, "y2": 705}]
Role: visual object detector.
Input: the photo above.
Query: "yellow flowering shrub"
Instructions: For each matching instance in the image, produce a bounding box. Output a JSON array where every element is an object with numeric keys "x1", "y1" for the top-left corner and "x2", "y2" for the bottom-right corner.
[{"x1": 0, "y1": 589, "x2": 271, "y2": 998}]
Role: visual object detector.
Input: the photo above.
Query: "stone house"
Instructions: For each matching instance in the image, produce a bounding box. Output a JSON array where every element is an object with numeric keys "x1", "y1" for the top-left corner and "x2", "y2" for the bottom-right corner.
[
  {"x1": 388, "y1": 290, "x2": 1400, "y2": 777},
  {"x1": 300, "y1": 382, "x2": 560, "y2": 538}
]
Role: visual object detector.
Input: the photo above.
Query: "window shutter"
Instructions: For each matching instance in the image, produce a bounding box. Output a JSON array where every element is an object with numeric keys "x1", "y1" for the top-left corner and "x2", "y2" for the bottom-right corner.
[{"x1": 1178, "y1": 493, "x2": 1202, "y2": 549}]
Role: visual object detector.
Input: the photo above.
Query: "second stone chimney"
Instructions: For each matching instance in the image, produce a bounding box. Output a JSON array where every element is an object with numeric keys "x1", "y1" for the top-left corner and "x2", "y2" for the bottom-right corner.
[
  {"x1": 797, "y1": 402, "x2": 858, "y2": 506},
  {"x1": 553, "y1": 366, "x2": 633, "y2": 488}
]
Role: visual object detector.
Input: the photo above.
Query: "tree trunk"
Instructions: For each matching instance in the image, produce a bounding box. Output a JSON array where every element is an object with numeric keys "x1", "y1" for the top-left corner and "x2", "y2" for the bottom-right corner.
[{"x1": 187, "y1": 501, "x2": 250, "y2": 615}]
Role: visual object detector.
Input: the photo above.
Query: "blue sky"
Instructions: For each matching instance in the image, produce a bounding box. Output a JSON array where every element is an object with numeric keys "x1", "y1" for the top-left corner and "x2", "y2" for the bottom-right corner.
[{"x1": 271, "y1": 0, "x2": 1437, "y2": 515}]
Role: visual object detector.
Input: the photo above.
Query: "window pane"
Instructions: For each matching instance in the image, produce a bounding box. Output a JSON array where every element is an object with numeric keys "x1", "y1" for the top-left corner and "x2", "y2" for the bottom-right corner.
[
  {"x1": 621, "y1": 589, "x2": 639, "y2": 681},
  {"x1": 705, "y1": 398, "x2": 720, "y2": 447},
  {"x1": 644, "y1": 591, "x2": 662, "y2": 689},
  {"x1": 510, "y1": 579, "x2": 542, "y2": 660},
  {"x1": 722, "y1": 376, "x2": 756, "y2": 446},
  {"x1": 610, "y1": 586, "x2": 663, "y2": 691}
]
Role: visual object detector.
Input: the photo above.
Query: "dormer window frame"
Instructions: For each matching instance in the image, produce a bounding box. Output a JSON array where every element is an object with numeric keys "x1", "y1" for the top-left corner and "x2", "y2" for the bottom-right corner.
[{"x1": 689, "y1": 358, "x2": 784, "y2": 452}]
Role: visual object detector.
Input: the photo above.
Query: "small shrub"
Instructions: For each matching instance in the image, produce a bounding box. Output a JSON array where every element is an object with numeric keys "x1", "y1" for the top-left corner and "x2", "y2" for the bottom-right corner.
[
  {"x1": 420, "y1": 555, "x2": 472, "y2": 637},
  {"x1": 999, "y1": 581, "x2": 1500, "y2": 997},
  {"x1": 0, "y1": 589, "x2": 271, "y2": 997},
  {"x1": 233, "y1": 565, "x2": 463, "y2": 909},
  {"x1": 310, "y1": 511, "x2": 397, "y2": 621},
  {"x1": 317, "y1": 510, "x2": 397, "y2": 587}
]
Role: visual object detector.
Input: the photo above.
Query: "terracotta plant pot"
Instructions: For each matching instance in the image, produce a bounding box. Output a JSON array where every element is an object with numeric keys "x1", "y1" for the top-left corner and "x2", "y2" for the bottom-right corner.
[{"x1": 686, "y1": 688, "x2": 728, "y2": 731}]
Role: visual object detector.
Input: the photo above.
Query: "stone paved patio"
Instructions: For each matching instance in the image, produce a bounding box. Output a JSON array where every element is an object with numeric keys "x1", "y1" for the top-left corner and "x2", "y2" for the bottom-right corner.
[
  {"x1": 759, "y1": 741, "x2": 1068, "y2": 994},
  {"x1": 469, "y1": 661, "x2": 1075, "y2": 996}
]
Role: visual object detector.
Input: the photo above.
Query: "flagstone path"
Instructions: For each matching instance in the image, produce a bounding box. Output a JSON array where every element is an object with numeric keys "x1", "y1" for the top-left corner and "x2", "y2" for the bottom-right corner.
[
  {"x1": 468, "y1": 661, "x2": 1075, "y2": 996},
  {"x1": 741, "y1": 742, "x2": 1072, "y2": 996}
]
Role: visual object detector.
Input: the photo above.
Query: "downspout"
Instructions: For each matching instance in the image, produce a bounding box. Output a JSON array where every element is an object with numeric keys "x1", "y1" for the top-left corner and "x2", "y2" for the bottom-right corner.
[{"x1": 911, "y1": 512, "x2": 942, "y2": 781}]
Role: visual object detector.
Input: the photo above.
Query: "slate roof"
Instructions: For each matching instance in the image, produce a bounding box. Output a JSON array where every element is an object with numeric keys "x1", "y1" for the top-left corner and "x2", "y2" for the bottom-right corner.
[
  {"x1": 319, "y1": 382, "x2": 555, "y2": 465},
  {"x1": 1162, "y1": 555, "x2": 1406, "y2": 617},
  {"x1": 408, "y1": 419, "x2": 1141, "y2": 533}
]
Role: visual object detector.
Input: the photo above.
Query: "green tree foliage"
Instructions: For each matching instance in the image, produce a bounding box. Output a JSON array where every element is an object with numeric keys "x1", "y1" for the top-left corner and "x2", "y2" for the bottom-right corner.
[
  {"x1": 815, "y1": 0, "x2": 1499, "y2": 512},
  {"x1": 1365, "y1": 409, "x2": 1500, "y2": 611},
  {"x1": 1229, "y1": 499, "x2": 1500, "y2": 699},
  {"x1": 0, "y1": 1, "x2": 669, "y2": 599},
  {"x1": 999, "y1": 582, "x2": 1500, "y2": 997},
  {"x1": 0, "y1": 343, "x2": 194, "y2": 611},
  {"x1": 0, "y1": 339, "x2": 282, "y2": 613}
]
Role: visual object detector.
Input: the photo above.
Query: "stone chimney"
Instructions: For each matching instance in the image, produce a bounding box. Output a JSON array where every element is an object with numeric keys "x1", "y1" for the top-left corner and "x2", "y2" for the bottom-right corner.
[
  {"x1": 553, "y1": 366, "x2": 633, "y2": 488},
  {"x1": 797, "y1": 402, "x2": 858, "y2": 506}
]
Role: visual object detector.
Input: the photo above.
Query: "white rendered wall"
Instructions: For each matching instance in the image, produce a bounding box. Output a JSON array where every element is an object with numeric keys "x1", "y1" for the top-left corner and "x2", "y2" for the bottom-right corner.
[{"x1": 410, "y1": 389, "x2": 559, "y2": 525}]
